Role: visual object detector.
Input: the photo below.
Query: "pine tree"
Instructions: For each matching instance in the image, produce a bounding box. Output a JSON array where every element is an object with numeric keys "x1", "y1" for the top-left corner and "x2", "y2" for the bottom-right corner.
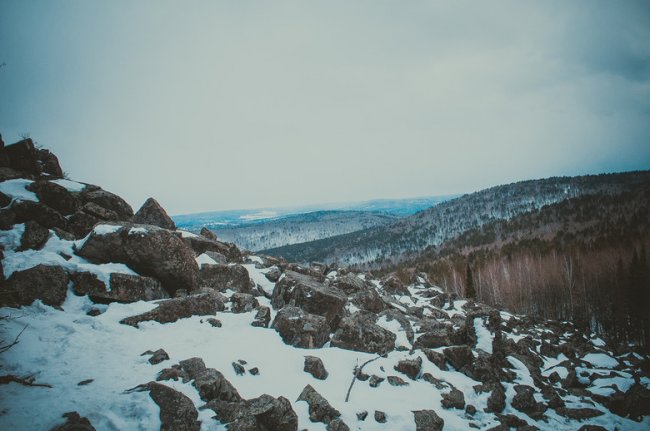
[{"x1": 465, "y1": 263, "x2": 476, "y2": 299}]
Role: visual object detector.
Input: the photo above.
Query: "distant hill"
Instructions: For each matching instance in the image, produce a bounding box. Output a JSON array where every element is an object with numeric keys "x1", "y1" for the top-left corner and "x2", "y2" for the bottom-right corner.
[{"x1": 262, "y1": 171, "x2": 650, "y2": 266}]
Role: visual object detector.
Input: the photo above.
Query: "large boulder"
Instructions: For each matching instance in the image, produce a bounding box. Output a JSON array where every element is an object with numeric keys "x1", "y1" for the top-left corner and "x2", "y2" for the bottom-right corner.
[
  {"x1": 37, "y1": 148, "x2": 64, "y2": 177},
  {"x1": 394, "y1": 357, "x2": 422, "y2": 380},
  {"x1": 206, "y1": 394, "x2": 298, "y2": 431},
  {"x1": 330, "y1": 311, "x2": 396, "y2": 354},
  {"x1": 11, "y1": 200, "x2": 67, "y2": 230},
  {"x1": 271, "y1": 306, "x2": 330, "y2": 349},
  {"x1": 146, "y1": 382, "x2": 201, "y2": 431},
  {"x1": 75, "y1": 223, "x2": 199, "y2": 295},
  {"x1": 19, "y1": 220, "x2": 50, "y2": 251},
  {"x1": 157, "y1": 358, "x2": 242, "y2": 403},
  {"x1": 412, "y1": 410, "x2": 444, "y2": 431},
  {"x1": 297, "y1": 384, "x2": 341, "y2": 425},
  {"x1": 180, "y1": 233, "x2": 242, "y2": 263},
  {"x1": 27, "y1": 180, "x2": 79, "y2": 215},
  {"x1": 351, "y1": 288, "x2": 386, "y2": 313},
  {"x1": 335, "y1": 274, "x2": 367, "y2": 293},
  {"x1": 133, "y1": 197, "x2": 176, "y2": 230},
  {"x1": 1, "y1": 265, "x2": 69, "y2": 308},
  {"x1": 71, "y1": 272, "x2": 169, "y2": 304},
  {"x1": 79, "y1": 188, "x2": 133, "y2": 220},
  {"x1": 120, "y1": 291, "x2": 226, "y2": 327},
  {"x1": 443, "y1": 345, "x2": 473, "y2": 371},
  {"x1": 199, "y1": 264, "x2": 252, "y2": 293},
  {"x1": 271, "y1": 270, "x2": 347, "y2": 329},
  {"x1": 4, "y1": 139, "x2": 41, "y2": 176}
]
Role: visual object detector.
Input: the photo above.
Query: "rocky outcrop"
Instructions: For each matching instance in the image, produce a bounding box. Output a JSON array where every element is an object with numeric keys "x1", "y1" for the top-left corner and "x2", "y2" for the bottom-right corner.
[
  {"x1": 199, "y1": 264, "x2": 252, "y2": 293},
  {"x1": 272, "y1": 306, "x2": 330, "y2": 349},
  {"x1": 1, "y1": 265, "x2": 68, "y2": 308},
  {"x1": 133, "y1": 197, "x2": 176, "y2": 230},
  {"x1": 271, "y1": 270, "x2": 347, "y2": 329},
  {"x1": 120, "y1": 291, "x2": 226, "y2": 327},
  {"x1": 71, "y1": 272, "x2": 169, "y2": 304},
  {"x1": 330, "y1": 311, "x2": 396, "y2": 354},
  {"x1": 76, "y1": 223, "x2": 199, "y2": 295}
]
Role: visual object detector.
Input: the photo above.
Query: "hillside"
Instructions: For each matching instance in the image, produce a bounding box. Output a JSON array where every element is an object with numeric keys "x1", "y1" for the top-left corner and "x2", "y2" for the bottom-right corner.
[
  {"x1": 1, "y1": 136, "x2": 649, "y2": 431},
  {"x1": 262, "y1": 172, "x2": 650, "y2": 266}
]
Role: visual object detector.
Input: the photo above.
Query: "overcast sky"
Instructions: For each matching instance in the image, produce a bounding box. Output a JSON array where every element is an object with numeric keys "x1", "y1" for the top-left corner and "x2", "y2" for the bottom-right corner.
[{"x1": 1, "y1": 1, "x2": 649, "y2": 215}]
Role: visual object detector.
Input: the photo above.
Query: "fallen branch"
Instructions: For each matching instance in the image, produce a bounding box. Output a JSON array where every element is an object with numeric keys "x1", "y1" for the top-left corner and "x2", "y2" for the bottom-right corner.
[
  {"x1": 0, "y1": 324, "x2": 28, "y2": 354},
  {"x1": 345, "y1": 354, "x2": 384, "y2": 402},
  {"x1": 0, "y1": 374, "x2": 52, "y2": 388}
]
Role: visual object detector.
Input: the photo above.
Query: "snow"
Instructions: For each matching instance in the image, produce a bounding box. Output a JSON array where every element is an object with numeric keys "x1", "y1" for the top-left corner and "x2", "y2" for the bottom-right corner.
[
  {"x1": 591, "y1": 337, "x2": 606, "y2": 347},
  {"x1": 582, "y1": 353, "x2": 619, "y2": 369},
  {"x1": 246, "y1": 255, "x2": 263, "y2": 264},
  {"x1": 93, "y1": 224, "x2": 122, "y2": 236},
  {"x1": 474, "y1": 317, "x2": 493, "y2": 354},
  {"x1": 243, "y1": 262, "x2": 276, "y2": 297},
  {"x1": 376, "y1": 316, "x2": 410, "y2": 349},
  {"x1": 196, "y1": 253, "x2": 218, "y2": 266},
  {"x1": 128, "y1": 227, "x2": 148, "y2": 235},
  {"x1": 0, "y1": 223, "x2": 25, "y2": 250},
  {"x1": 51, "y1": 179, "x2": 87, "y2": 192},
  {"x1": 0, "y1": 178, "x2": 38, "y2": 202},
  {"x1": 178, "y1": 230, "x2": 198, "y2": 238}
]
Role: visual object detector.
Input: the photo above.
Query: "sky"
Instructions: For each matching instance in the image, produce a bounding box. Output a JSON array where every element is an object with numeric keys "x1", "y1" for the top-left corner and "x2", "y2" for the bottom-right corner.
[{"x1": 1, "y1": 1, "x2": 649, "y2": 215}]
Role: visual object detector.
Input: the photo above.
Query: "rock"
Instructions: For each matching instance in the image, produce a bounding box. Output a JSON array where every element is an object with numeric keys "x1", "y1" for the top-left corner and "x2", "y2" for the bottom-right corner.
[
  {"x1": 28, "y1": 180, "x2": 79, "y2": 215},
  {"x1": 271, "y1": 306, "x2": 330, "y2": 349},
  {"x1": 232, "y1": 362, "x2": 245, "y2": 376},
  {"x1": 441, "y1": 388, "x2": 465, "y2": 409},
  {"x1": 336, "y1": 274, "x2": 366, "y2": 293},
  {"x1": 146, "y1": 382, "x2": 201, "y2": 431},
  {"x1": 37, "y1": 148, "x2": 64, "y2": 177},
  {"x1": 330, "y1": 311, "x2": 396, "y2": 354},
  {"x1": 76, "y1": 222, "x2": 199, "y2": 296},
  {"x1": 180, "y1": 233, "x2": 242, "y2": 263},
  {"x1": 193, "y1": 369, "x2": 242, "y2": 403},
  {"x1": 555, "y1": 407, "x2": 603, "y2": 420},
  {"x1": 207, "y1": 318, "x2": 222, "y2": 327},
  {"x1": 351, "y1": 288, "x2": 386, "y2": 313},
  {"x1": 414, "y1": 328, "x2": 453, "y2": 349},
  {"x1": 67, "y1": 210, "x2": 101, "y2": 238},
  {"x1": 423, "y1": 349, "x2": 446, "y2": 370},
  {"x1": 5, "y1": 139, "x2": 41, "y2": 176},
  {"x1": 1, "y1": 265, "x2": 68, "y2": 308},
  {"x1": 79, "y1": 188, "x2": 133, "y2": 220},
  {"x1": 199, "y1": 227, "x2": 217, "y2": 241},
  {"x1": 206, "y1": 394, "x2": 298, "y2": 431},
  {"x1": 357, "y1": 411, "x2": 368, "y2": 421},
  {"x1": 297, "y1": 384, "x2": 341, "y2": 424},
  {"x1": 382, "y1": 274, "x2": 410, "y2": 296},
  {"x1": 577, "y1": 426, "x2": 607, "y2": 431},
  {"x1": 374, "y1": 410, "x2": 387, "y2": 423},
  {"x1": 387, "y1": 376, "x2": 409, "y2": 386},
  {"x1": 272, "y1": 270, "x2": 347, "y2": 329},
  {"x1": 71, "y1": 272, "x2": 169, "y2": 304},
  {"x1": 394, "y1": 357, "x2": 422, "y2": 380},
  {"x1": 11, "y1": 200, "x2": 67, "y2": 230},
  {"x1": 19, "y1": 220, "x2": 50, "y2": 251},
  {"x1": 141, "y1": 348, "x2": 170, "y2": 365},
  {"x1": 601, "y1": 382, "x2": 650, "y2": 419},
  {"x1": 0, "y1": 191, "x2": 11, "y2": 207},
  {"x1": 265, "y1": 266, "x2": 282, "y2": 282},
  {"x1": 412, "y1": 409, "x2": 444, "y2": 431},
  {"x1": 512, "y1": 385, "x2": 546, "y2": 419},
  {"x1": 133, "y1": 197, "x2": 176, "y2": 230},
  {"x1": 50, "y1": 411, "x2": 96, "y2": 431},
  {"x1": 443, "y1": 345, "x2": 473, "y2": 370},
  {"x1": 251, "y1": 305, "x2": 271, "y2": 328},
  {"x1": 249, "y1": 367, "x2": 259, "y2": 376},
  {"x1": 199, "y1": 264, "x2": 252, "y2": 293},
  {"x1": 327, "y1": 418, "x2": 350, "y2": 431},
  {"x1": 422, "y1": 373, "x2": 447, "y2": 390},
  {"x1": 304, "y1": 356, "x2": 329, "y2": 380},
  {"x1": 120, "y1": 291, "x2": 226, "y2": 327},
  {"x1": 230, "y1": 292, "x2": 259, "y2": 313},
  {"x1": 465, "y1": 404, "x2": 476, "y2": 415},
  {"x1": 81, "y1": 202, "x2": 119, "y2": 221},
  {"x1": 486, "y1": 383, "x2": 506, "y2": 413},
  {"x1": 368, "y1": 375, "x2": 384, "y2": 388}
]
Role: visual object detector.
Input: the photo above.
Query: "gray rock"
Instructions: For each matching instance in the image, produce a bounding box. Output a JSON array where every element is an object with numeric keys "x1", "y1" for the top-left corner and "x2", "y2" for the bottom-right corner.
[
  {"x1": 336, "y1": 274, "x2": 367, "y2": 293},
  {"x1": 76, "y1": 222, "x2": 199, "y2": 296},
  {"x1": 443, "y1": 345, "x2": 473, "y2": 370},
  {"x1": 199, "y1": 264, "x2": 252, "y2": 293},
  {"x1": 71, "y1": 272, "x2": 169, "y2": 304},
  {"x1": 486, "y1": 383, "x2": 506, "y2": 413},
  {"x1": 133, "y1": 197, "x2": 176, "y2": 230},
  {"x1": 1, "y1": 264, "x2": 68, "y2": 308},
  {"x1": 251, "y1": 306, "x2": 271, "y2": 328},
  {"x1": 351, "y1": 288, "x2": 386, "y2": 313},
  {"x1": 50, "y1": 411, "x2": 96, "y2": 431},
  {"x1": 271, "y1": 306, "x2": 330, "y2": 349},
  {"x1": 79, "y1": 188, "x2": 133, "y2": 220},
  {"x1": 120, "y1": 291, "x2": 226, "y2": 327},
  {"x1": 331, "y1": 311, "x2": 396, "y2": 354},
  {"x1": 143, "y1": 349, "x2": 170, "y2": 365},
  {"x1": 441, "y1": 388, "x2": 465, "y2": 409},
  {"x1": 304, "y1": 356, "x2": 329, "y2": 380},
  {"x1": 412, "y1": 409, "x2": 444, "y2": 431},
  {"x1": 374, "y1": 410, "x2": 387, "y2": 423},
  {"x1": 146, "y1": 382, "x2": 201, "y2": 431},
  {"x1": 199, "y1": 227, "x2": 218, "y2": 241},
  {"x1": 387, "y1": 375, "x2": 409, "y2": 386},
  {"x1": 512, "y1": 385, "x2": 546, "y2": 419},
  {"x1": 394, "y1": 357, "x2": 422, "y2": 380},
  {"x1": 230, "y1": 292, "x2": 259, "y2": 313},
  {"x1": 180, "y1": 234, "x2": 242, "y2": 263},
  {"x1": 19, "y1": 220, "x2": 50, "y2": 251},
  {"x1": 11, "y1": 200, "x2": 67, "y2": 230},
  {"x1": 297, "y1": 384, "x2": 341, "y2": 424},
  {"x1": 265, "y1": 266, "x2": 282, "y2": 282},
  {"x1": 28, "y1": 180, "x2": 79, "y2": 215},
  {"x1": 327, "y1": 418, "x2": 350, "y2": 431}
]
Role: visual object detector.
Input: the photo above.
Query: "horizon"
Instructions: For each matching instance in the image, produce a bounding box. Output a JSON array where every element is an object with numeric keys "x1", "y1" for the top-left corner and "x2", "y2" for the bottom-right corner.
[{"x1": 1, "y1": 1, "x2": 649, "y2": 215}]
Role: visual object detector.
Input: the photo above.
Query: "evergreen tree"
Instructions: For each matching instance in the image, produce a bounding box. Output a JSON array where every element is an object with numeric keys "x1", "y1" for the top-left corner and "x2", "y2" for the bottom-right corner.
[{"x1": 465, "y1": 263, "x2": 476, "y2": 299}]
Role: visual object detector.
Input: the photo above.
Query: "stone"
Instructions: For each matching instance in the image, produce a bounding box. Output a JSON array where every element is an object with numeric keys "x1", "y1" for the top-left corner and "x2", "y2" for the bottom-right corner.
[
  {"x1": 368, "y1": 375, "x2": 384, "y2": 388},
  {"x1": 251, "y1": 306, "x2": 271, "y2": 328},
  {"x1": 423, "y1": 349, "x2": 446, "y2": 370},
  {"x1": 19, "y1": 220, "x2": 50, "y2": 251},
  {"x1": 143, "y1": 349, "x2": 170, "y2": 365},
  {"x1": 146, "y1": 382, "x2": 201, "y2": 431},
  {"x1": 512, "y1": 385, "x2": 546, "y2": 419},
  {"x1": 374, "y1": 410, "x2": 387, "y2": 423},
  {"x1": 28, "y1": 180, "x2": 79, "y2": 215},
  {"x1": 382, "y1": 274, "x2": 410, "y2": 296},
  {"x1": 81, "y1": 202, "x2": 119, "y2": 221},
  {"x1": 120, "y1": 291, "x2": 226, "y2": 327},
  {"x1": 327, "y1": 418, "x2": 350, "y2": 431},
  {"x1": 207, "y1": 318, "x2": 222, "y2": 327},
  {"x1": 351, "y1": 288, "x2": 386, "y2": 313},
  {"x1": 37, "y1": 148, "x2": 64, "y2": 177},
  {"x1": 133, "y1": 197, "x2": 176, "y2": 230},
  {"x1": 394, "y1": 357, "x2": 422, "y2": 380},
  {"x1": 1, "y1": 265, "x2": 68, "y2": 308},
  {"x1": 76, "y1": 222, "x2": 199, "y2": 296},
  {"x1": 265, "y1": 266, "x2": 282, "y2": 282},
  {"x1": 304, "y1": 356, "x2": 329, "y2": 380},
  {"x1": 50, "y1": 411, "x2": 96, "y2": 431},
  {"x1": 67, "y1": 210, "x2": 101, "y2": 238},
  {"x1": 336, "y1": 274, "x2": 367, "y2": 293},
  {"x1": 412, "y1": 410, "x2": 444, "y2": 431},
  {"x1": 272, "y1": 270, "x2": 347, "y2": 329},
  {"x1": 249, "y1": 367, "x2": 259, "y2": 376},
  {"x1": 414, "y1": 328, "x2": 453, "y2": 349},
  {"x1": 4, "y1": 139, "x2": 41, "y2": 175},
  {"x1": 200, "y1": 227, "x2": 217, "y2": 241},
  {"x1": 232, "y1": 362, "x2": 245, "y2": 376},
  {"x1": 486, "y1": 383, "x2": 506, "y2": 413},
  {"x1": 357, "y1": 411, "x2": 368, "y2": 421},
  {"x1": 11, "y1": 200, "x2": 67, "y2": 230},
  {"x1": 206, "y1": 394, "x2": 298, "y2": 431},
  {"x1": 199, "y1": 264, "x2": 252, "y2": 293},
  {"x1": 71, "y1": 272, "x2": 169, "y2": 304},
  {"x1": 443, "y1": 345, "x2": 473, "y2": 370},
  {"x1": 271, "y1": 306, "x2": 330, "y2": 349},
  {"x1": 555, "y1": 407, "x2": 603, "y2": 420},
  {"x1": 180, "y1": 233, "x2": 242, "y2": 263},
  {"x1": 297, "y1": 384, "x2": 341, "y2": 424},
  {"x1": 330, "y1": 311, "x2": 396, "y2": 354},
  {"x1": 79, "y1": 188, "x2": 133, "y2": 220},
  {"x1": 441, "y1": 388, "x2": 465, "y2": 409},
  {"x1": 387, "y1": 376, "x2": 409, "y2": 386}
]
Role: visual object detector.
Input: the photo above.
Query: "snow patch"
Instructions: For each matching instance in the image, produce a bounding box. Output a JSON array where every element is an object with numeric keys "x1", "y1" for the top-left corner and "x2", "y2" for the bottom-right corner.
[
  {"x1": 583, "y1": 353, "x2": 619, "y2": 369},
  {"x1": 474, "y1": 317, "x2": 493, "y2": 354},
  {"x1": 0, "y1": 179, "x2": 38, "y2": 202},
  {"x1": 51, "y1": 179, "x2": 87, "y2": 192}
]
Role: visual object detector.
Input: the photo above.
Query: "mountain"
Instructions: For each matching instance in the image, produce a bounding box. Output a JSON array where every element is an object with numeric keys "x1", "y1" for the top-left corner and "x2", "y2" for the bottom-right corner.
[
  {"x1": 262, "y1": 171, "x2": 650, "y2": 266},
  {"x1": 1, "y1": 136, "x2": 649, "y2": 431}
]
